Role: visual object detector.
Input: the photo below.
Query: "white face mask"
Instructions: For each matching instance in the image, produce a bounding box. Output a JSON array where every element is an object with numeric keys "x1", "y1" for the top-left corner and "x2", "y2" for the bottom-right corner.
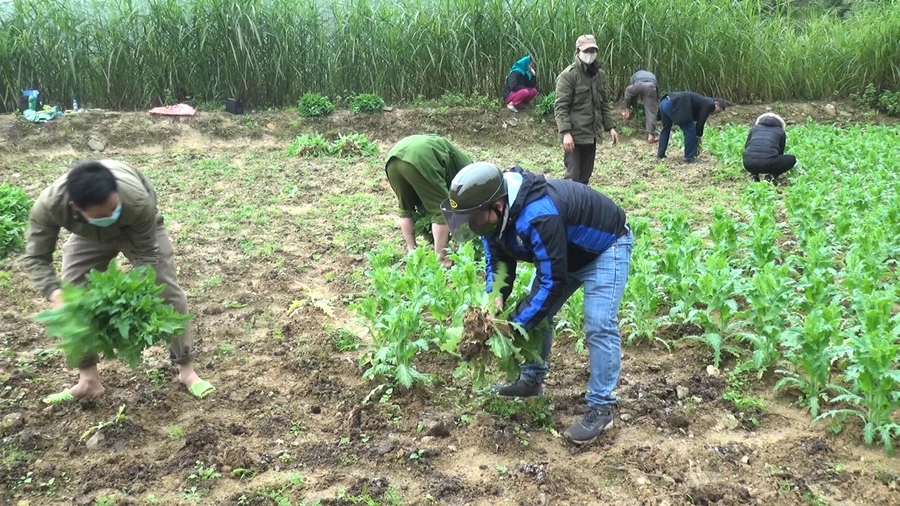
[{"x1": 578, "y1": 51, "x2": 597, "y2": 65}]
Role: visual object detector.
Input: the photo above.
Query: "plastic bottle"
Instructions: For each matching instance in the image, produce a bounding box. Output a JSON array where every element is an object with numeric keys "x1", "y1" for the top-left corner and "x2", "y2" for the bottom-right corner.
[
  {"x1": 28, "y1": 91, "x2": 38, "y2": 111},
  {"x1": 72, "y1": 98, "x2": 79, "y2": 112}
]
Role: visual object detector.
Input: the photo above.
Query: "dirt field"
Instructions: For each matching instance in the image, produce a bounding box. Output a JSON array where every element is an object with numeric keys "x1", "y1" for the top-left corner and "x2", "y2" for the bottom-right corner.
[{"x1": 1, "y1": 103, "x2": 898, "y2": 506}]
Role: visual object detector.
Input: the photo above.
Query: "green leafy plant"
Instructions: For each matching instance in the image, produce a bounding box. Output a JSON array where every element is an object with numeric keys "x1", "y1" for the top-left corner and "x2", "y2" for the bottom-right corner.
[
  {"x1": 737, "y1": 262, "x2": 795, "y2": 375},
  {"x1": 33, "y1": 260, "x2": 193, "y2": 369},
  {"x1": 775, "y1": 304, "x2": 844, "y2": 417},
  {"x1": 332, "y1": 133, "x2": 378, "y2": 157},
  {"x1": 350, "y1": 93, "x2": 386, "y2": 113},
  {"x1": 0, "y1": 183, "x2": 33, "y2": 258},
  {"x1": 297, "y1": 93, "x2": 335, "y2": 117},
  {"x1": 818, "y1": 288, "x2": 900, "y2": 453},
  {"x1": 534, "y1": 92, "x2": 556, "y2": 116},
  {"x1": 286, "y1": 134, "x2": 332, "y2": 157},
  {"x1": 189, "y1": 460, "x2": 222, "y2": 481}
]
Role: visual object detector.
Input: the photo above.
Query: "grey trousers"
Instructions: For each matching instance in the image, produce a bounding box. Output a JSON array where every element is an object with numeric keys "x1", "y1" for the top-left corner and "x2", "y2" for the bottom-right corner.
[{"x1": 624, "y1": 82, "x2": 659, "y2": 135}]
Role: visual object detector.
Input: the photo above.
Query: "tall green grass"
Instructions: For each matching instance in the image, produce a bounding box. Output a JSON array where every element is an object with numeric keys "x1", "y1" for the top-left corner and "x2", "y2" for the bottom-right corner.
[{"x1": 1, "y1": 0, "x2": 898, "y2": 111}]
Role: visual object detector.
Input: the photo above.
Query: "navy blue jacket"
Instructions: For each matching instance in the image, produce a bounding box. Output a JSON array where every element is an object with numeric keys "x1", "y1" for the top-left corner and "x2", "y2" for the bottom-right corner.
[
  {"x1": 483, "y1": 168, "x2": 627, "y2": 330},
  {"x1": 657, "y1": 91, "x2": 717, "y2": 138}
]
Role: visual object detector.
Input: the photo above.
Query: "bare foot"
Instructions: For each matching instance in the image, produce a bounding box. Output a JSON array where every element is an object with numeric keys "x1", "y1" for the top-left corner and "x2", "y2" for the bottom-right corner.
[
  {"x1": 178, "y1": 366, "x2": 203, "y2": 389},
  {"x1": 68, "y1": 380, "x2": 106, "y2": 399}
]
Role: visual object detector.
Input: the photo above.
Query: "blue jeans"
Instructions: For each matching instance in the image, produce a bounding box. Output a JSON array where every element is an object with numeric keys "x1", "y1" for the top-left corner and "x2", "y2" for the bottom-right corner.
[
  {"x1": 520, "y1": 230, "x2": 633, "y2": 407},
  {"x1": 658, "y1": 97, "x2": 699, "y2": 160}
]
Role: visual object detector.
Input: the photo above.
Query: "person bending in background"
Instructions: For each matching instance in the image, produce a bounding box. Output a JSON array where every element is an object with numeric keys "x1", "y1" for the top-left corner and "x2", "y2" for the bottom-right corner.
[
  {"x1": 742, "y1": 112, "x2": 797, "y2": 182},
  {"x1": 657, "y1": 92, "x2": 726, "y2": 163},
  {"x1": 385, "y1": 134, "x2": 473, "y2": 266},
  {"x1": 621, "y1": 68, "x2": 660, "y2": 144},
  {"x1": 504, "y1": 55, "x2": 538, "y2": 113}
]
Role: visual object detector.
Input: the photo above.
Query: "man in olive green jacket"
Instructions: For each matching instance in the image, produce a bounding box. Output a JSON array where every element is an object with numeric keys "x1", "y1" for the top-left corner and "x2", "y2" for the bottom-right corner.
[
  {"x1": 554, "y1": 34, "x2": 619, "y2": 184},
  {"x1": 385, "y1": 134, "x2": 473, "y2": 266},
  {"x1": 24, "y1": 160, "x2": 214, "y2": 403}
]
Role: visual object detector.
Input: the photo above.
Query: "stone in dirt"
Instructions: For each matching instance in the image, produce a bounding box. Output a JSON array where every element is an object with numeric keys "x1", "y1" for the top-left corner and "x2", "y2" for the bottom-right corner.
[
  {"x1": 676, "y1": 385, "x2": 689, "y2": 399},
  {"x1": 824, "y1": 103, "x2": 837, "y2": 116},
  {"x1": 1, "y1": 412, "x2": 24, "y2": 433},
  {"x1": 85, "y1": 431, "x2": 105, "y2": 450},
  {"x1": 88, "y1": 138, "x2": 105, "y2": 152},
  {"x1": 424, "y1": 420, "x2": 451, "y2": 438}
]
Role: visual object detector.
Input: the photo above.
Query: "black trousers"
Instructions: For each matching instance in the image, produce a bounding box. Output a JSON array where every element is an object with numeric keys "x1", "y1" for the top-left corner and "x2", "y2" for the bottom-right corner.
[
  {"x1": 744, "y1": 155, "x2": 796, "y2": 181},
  {"x1": 564, "y1": 143, "x2": 597, "y2": 184}
]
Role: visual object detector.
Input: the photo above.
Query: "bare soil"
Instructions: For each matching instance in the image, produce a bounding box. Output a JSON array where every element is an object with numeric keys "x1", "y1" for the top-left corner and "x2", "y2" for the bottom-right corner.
[{"x1": 0, "y1": 105, "x2": 897, "y2": 506}]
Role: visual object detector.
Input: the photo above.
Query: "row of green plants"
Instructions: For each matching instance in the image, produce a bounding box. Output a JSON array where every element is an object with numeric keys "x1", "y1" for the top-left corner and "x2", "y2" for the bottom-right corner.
[
  {"x1": 297, "y1": 93, "x2": 385, "y2": 118},
  {"x1": 352, "y1": 122, "x2": 899, "y2": 452},
  {"x1": 285, "y1": 133, "x2": 378, "y2": 158},
  {"x1": 3, "y1": 0, "x2": 898, "y2": 111}
]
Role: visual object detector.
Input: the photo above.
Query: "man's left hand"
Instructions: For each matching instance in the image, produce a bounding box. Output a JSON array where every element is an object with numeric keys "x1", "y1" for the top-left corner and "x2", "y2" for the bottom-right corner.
[{"x1": 609, "y1": 128, "x2": 619, "y2": 146}]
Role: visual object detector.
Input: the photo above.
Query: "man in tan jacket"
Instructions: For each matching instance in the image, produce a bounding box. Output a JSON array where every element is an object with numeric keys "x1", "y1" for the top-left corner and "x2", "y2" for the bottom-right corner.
[
  {"x1": 554, "y1": 34, "x2": 619, "y2": 184},
  {"x1": 24, "y1": 160, "x2": 214, "y2": 403}
]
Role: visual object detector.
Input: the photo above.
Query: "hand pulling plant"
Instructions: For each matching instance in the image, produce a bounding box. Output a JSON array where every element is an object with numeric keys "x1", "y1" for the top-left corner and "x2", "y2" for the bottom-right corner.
[
  {"x1": 34, "y1": 260, "x2": 193, "y2": 369},
  {"x1": 443, "y1": 266, "x2": 545, "y2": 389}
]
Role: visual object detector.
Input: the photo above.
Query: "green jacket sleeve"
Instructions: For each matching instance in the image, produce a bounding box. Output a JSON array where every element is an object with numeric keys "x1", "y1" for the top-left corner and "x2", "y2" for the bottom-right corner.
[
  {"x1": 600, "y1": 71, "x2": 616, "y2": 131},
  {"x1": 23, "y1": 197, "x2": 62, "y2": 300},
  {"x1": 554, "y1": 70, "x2": 575, "y2": 134}
]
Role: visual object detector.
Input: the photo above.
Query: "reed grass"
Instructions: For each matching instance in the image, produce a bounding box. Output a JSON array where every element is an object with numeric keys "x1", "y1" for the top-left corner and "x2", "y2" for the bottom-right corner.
[{"x1": 1, "y1": 0, "x2": 897, "y2": 111}]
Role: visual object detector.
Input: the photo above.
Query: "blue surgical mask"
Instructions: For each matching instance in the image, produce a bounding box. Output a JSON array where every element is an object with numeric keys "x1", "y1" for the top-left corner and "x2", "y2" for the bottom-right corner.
[{"x1": 87, "y1": 202, "x2": 122, "y2": 227}]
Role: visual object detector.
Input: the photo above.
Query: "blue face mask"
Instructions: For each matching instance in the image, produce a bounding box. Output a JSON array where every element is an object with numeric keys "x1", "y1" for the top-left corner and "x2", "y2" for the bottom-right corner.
[{"x1": 87, "y1": 202, "x2": 122, "y2": 227}]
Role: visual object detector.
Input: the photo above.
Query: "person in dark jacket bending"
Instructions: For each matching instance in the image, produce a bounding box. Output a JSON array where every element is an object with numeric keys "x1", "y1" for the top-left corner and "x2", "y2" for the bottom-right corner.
[
  {"x1": 440, "y1": 162, "x2": 632, "y2": 445},
  {"x1": 621, "y1": 69, "x2": 660, "y2": 144},
  {"x1": 657, "y1": 92, "x2": 727, "y2": 162},
  {"x1": 504, "y1": 55, "x2": 538, "y2": 113},
  {"x1": 743, "y1": 113, "x2": 796, "y2": 182}
]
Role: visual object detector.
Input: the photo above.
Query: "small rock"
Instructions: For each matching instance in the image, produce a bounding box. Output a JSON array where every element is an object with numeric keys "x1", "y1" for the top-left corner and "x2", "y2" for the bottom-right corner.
[
  {"x1": 88, "y1": 138, "x2": 105, "y2": 152},
  {"x1": 383, "y1": 107, "x2": 394, "y2": 112},
  {"x1": 85, "y1": 431, "x2": 105, "y2": 450},
  {"x1": 676, "y1": 385, "x2": 689, "y2": 399},
  {"x1": 470, "y1": 412, "x2": 494, "y2": 428},
  {"x1": 447, "y1": 445, "x2": 457, "y2": 452},
  {"x1": 620, "y1": 413, "x2": 632, "y2": 422},
  {"x1": 310, "y1": 405, "x2": 321, "y2": 414},
  {"x1": 722, "y1": 414, "x2": 740, "y2": 430},
  {"x1": 706, "y1": 365, "x2": 720, "y2": 377},
  {"x1": 824, "y1": 103, "x2": 837, "y2": 116},
  {"x1": 741, "y1": 455, "x2": 750, "y2": 465},
  {"x1": 374, "y1": 440, "x2": 396, "y2": 457},
  {"x1": 666, "y1": 415, "x2": 690, "y2": 429},
  {"x1": 634, "y1": 474, "x2": 649, "y2": 486},
  {"x1": 266, "y1": 123, "x2": 276, "y2": 131},
  {"x1": 1, "y1": 412, "x2": 24, "y2": 433},
  {"x1": 423, "y1": 420, "x2": 450, "y2": 438},
  {"x1": 420, "y1": 436, "x2": 435, "y2": 443},
  {"x1": 536, "y1": 492, "x2": 548, "y2": 506}
]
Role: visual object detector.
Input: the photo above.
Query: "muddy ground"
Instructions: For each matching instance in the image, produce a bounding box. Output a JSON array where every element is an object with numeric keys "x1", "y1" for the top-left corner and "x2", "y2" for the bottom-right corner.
[{"x1": 0, "y1": 103, "x2": 897, "y2": 506}]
